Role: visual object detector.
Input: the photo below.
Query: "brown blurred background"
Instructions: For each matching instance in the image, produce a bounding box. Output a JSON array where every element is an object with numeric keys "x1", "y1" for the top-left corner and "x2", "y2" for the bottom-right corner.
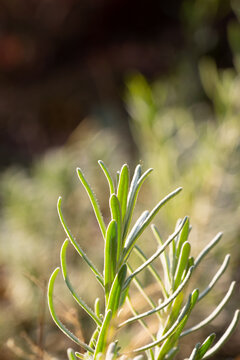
[{"x1": 0, "y1": 0, "x2": 235, "y2": 167}]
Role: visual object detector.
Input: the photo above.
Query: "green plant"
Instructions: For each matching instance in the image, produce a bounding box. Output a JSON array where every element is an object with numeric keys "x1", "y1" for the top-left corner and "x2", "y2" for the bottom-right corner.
[{"x1": 48, "y1": 161, "x2": 239, "y2": 360}]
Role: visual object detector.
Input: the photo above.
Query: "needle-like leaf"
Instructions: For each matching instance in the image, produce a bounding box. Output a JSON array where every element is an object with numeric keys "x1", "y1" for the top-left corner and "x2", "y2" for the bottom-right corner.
[
  {"x1": 67, "y1": 349, "x2": 79, "y2": 360},
  {"x1": 197, "y1": 254, "x2": 230, "y2": 301},
  {"x1": 174, "y1": 241, "x2": 191, "y2": 290},
  {"x1": 77, "y1": 167, "x2": 106, "y2": 239},
  {"x1": 60, "y1": 239, "x2": 101, "y2": 325},
  {"x1": 203, "y1": 309, "x2": 240, "y2": 359},
  {"x1": 194, "y1": 232, "x2": 223, "y2": 268},
  {"x1": 110, "y1": 194, "x2": 122, "y2": 264},
  {"x1": 104, "y1": 220, "x2": 118, "y2": 301},
  {"x1": 176, "y1": 217, "x2": 190, "y2": 258},
  {"x1": 197, "y1": 333, "x2": 216, "y2": 359},
  {"x1": 48, "y1": 267, "x2": 94, "y2": 353},
  {"x1": 94, "y1": 310, "x2": 112, "y2": 358},
  {"x1": 107, "y1": 264, "x2": 127, "y2": 315},
  {"x1": 181, "y1": 281, "x2": 236, "y2": 337},
  {"x1": 98, "y1": 160, "x2": 115, "y2": 195},
  {"x1": 162, "y1": 292, "x2": 184, "y2": 335},
  {"x1": 95, "y1": 298, "x2": 101, "y2": 318},
  {"x1": 75, "y1": 352, "x2": 84, "y2": 359},
  {"x1": 57, "y1": 197, "x2": 103, "y2": 286},
  {"x1": 117, "y1": 164, "x2": 129, "y2": 223},
  {"x1": 156, "y1": 289, "x2": 199, "y2": 360}
]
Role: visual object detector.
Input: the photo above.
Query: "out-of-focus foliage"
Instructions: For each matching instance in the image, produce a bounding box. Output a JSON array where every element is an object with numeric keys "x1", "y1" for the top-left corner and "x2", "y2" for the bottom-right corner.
[
  {"x1": 125, "y1": 1, "x2": 240, "y2": 258},
  {"x1": 0, "y1": 120, "x2": 130, "y2": 358},
  {"x1": 126, "y1": 62, "x2": 240, "y2": 251},
  {"x1": 125, "y1": 23, "x2": 240, "y2": 354}
]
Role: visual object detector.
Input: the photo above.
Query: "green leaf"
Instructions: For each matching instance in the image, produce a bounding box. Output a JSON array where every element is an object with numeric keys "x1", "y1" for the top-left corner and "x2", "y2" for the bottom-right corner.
[
  {"x1": 176, "y1": 217, "x2": 190, "y2": 258},
  {"x1": 94, "y1": 310, "x2": 112, "y2": 357},
  {"x1": 107, "y1": 264, "x2": 127, "y2": 315},
  {"x1": 174, "y1": 241, "x2": 191, "y2": 290},
  {"x1": 197, "y1": 334, "x2": 216, "y2": 359},
  {"x1": 47, "y1": 268, "x2": 94, "y2": 353},
  {"x1": 156, "y1": 289, "x2": 199, "y2": 359},
  {"x1": 110, "y1": 194, "x2": 122, "y2": 264},
  {"x1": 75, "y1": 353, "x2": 84, "y2": 359},
  {"x1": 67, "y1": 349, "x2": 78, "y2": 360},
  {"x1": 98, "y1": 160, "x2": 115, "y2": 195},
  {"x1": 189, "y1": 288, "x2": 199, "y2": 308},
  {"x1": 163, "y1": 292, "x2": 184, "y2": 334},
  {"x1": 76, "y1": 167, "x2": 106, "y2": 239},
  {"x1": 117, "y1": 164, "x2": 129, "y2": 223},
  {"x1": 57, "y1": 197, "x2": 104, "y2": 286},
  {"x1": 187, "y1": 256, "x2": 194, "y2": 271},
  {"x1": 60, "y1": 239, "x2": 101, "y2": 325},
  {"x1": 158, "y1": 320, "x2": 189, "y2": 360},
  {"x1": 104, "y1": 220, "x2": 118, "y2": 301},
  {"x1": 169, "y1": 220, "x2": 180, "y2": 278},
  {"x1": 94, "y1": 298, "x2": 101, "y2": 318}
]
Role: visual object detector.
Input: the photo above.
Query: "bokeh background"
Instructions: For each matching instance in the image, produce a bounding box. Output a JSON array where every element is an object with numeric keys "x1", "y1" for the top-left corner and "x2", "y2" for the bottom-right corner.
[{"x1": 0, "y1": 1, "x2": 240, "y2": 359}]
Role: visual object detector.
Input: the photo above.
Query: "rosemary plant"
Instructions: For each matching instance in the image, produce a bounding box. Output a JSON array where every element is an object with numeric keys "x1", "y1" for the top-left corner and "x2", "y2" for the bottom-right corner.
[{"x1": 48, "y1": 161, "x2": 239, "y2": 360}]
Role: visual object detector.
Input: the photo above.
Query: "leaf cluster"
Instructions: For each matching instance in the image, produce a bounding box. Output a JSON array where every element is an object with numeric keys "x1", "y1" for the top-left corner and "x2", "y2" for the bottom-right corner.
[{"x1": 48, "y1": 161, "x2": 239, "y2": 360}]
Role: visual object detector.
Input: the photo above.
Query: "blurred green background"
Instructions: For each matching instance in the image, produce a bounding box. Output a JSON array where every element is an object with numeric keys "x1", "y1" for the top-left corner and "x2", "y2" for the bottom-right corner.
[{"x1": 0, "y1": 1, "x2": 240, "y2": 359}]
